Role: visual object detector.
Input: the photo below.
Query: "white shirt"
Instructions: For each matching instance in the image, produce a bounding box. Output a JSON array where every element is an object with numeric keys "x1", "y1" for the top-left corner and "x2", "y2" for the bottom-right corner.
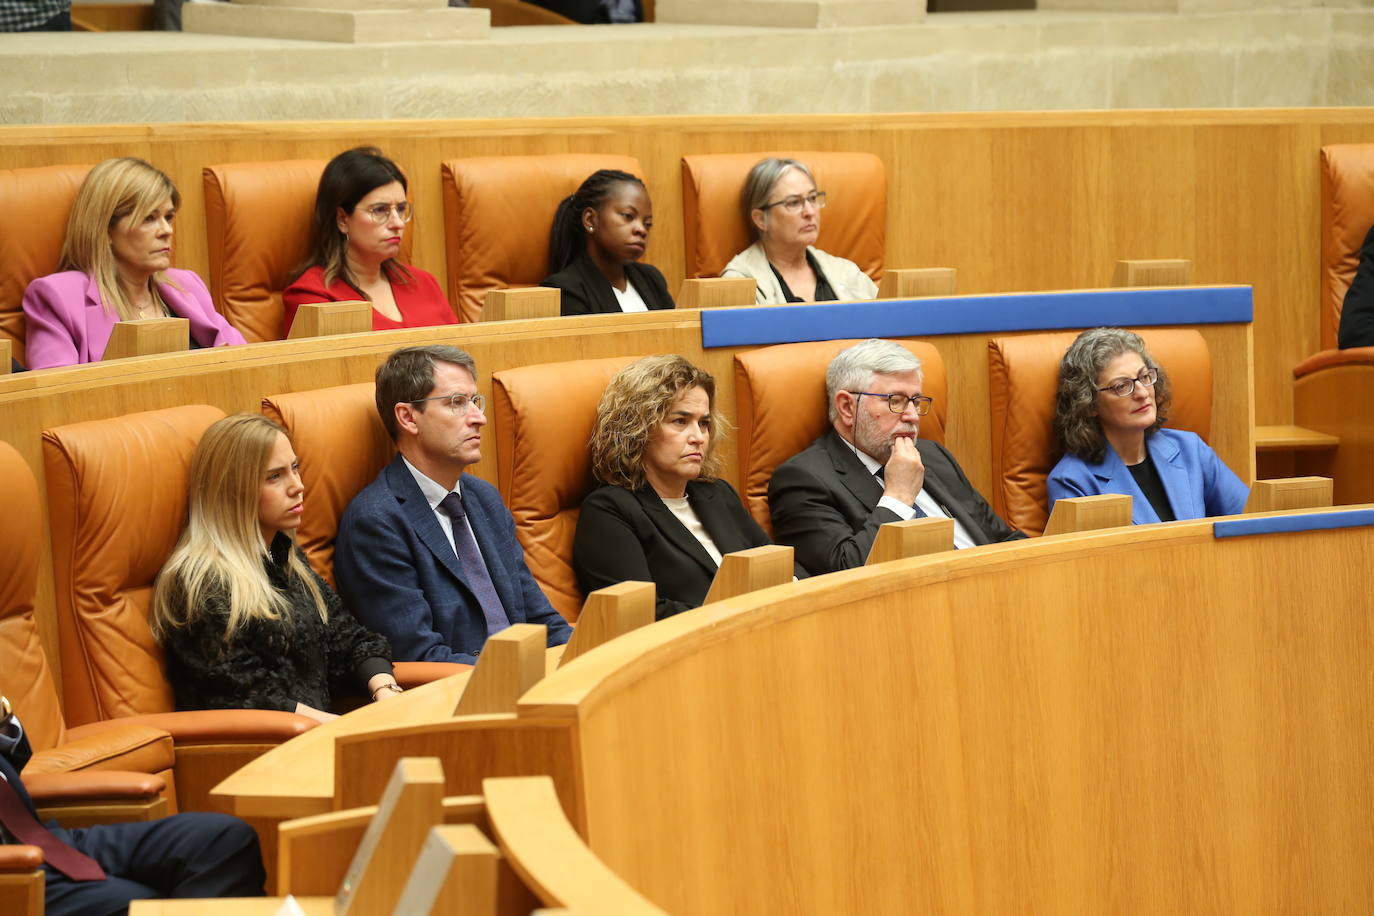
[
  {"x1": 849, "y1": 441, "x2": 977, "y2": 550},
  {"x1": 660, "y1": 496, "x2": 724, "y2": 565},
  {"x1": 403, "y1": 457, "x2": 489, "y2": 563},
  {"x1": 612, "y1": 281, "x2": 650, "y2": 313}
]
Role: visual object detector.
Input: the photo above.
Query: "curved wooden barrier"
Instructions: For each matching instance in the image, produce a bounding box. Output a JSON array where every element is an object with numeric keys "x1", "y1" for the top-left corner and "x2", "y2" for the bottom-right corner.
[{"x1": 518, "y1": 509, "x2": 1374, "y2": 914}]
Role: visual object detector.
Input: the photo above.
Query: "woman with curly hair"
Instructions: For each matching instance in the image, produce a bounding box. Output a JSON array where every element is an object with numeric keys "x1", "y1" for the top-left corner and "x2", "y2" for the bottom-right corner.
[
  {"x1": 1047, "y1": 327, "x2": 1248, "y2": 524},
  {"x1": 150, "y1": 414, "x2": 401, "y2": 723},
  {"x1": 573, "y1": 355, "x2": 801, "y2": 620}
]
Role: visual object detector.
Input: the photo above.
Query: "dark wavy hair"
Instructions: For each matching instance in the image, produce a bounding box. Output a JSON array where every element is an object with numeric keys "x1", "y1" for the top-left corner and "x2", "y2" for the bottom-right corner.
[
  {"x1": 589, "y1": 355, "x2": 728, "y2": 490},
  {"x1": 547, "y1": 169, "x2": 646, "y2": 275},
  {"x1": 295, "y1": 146, "x2": 413, "y2": 298},
  {"x1": 1054, "y1": 327, "x2": 1172, "y2": 464}
]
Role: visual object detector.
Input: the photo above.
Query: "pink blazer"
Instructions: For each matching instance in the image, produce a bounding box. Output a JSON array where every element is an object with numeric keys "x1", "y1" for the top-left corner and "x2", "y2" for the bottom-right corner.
[{"x1": 21, "y1": 268, "x2": 246, "y2": 370}]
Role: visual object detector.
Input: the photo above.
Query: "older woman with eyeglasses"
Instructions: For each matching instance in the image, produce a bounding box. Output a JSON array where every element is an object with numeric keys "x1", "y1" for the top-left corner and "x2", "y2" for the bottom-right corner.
[
  {"x1": 283, "y1": 147, "x2": 457, "y2": 336},
  {"x1": 720, "y1": 156, "x2": 879, "y2": 305},
  {"x1": 1047, "y1": 327, "x2": 1248, "y2": 524}
]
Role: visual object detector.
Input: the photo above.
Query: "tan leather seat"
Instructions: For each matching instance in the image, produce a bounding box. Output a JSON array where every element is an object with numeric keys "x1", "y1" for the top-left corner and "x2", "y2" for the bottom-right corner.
[
  {"x1": 203, "y1": 159, "x2": 417, "y2": 342},
  {"x1": 987, "y1": 328, "x2": 1213, "y2": 537},
  {"x1": 681, "y1": 151, "x2": 886, "y2": 281},
  {"x1": 1320, "y1": 143, "x2": 1374, "y2": 350},
  {"x1": 440, "y1": 153, "x2": 643, "y2": 322},
  {"x1": 0, "y1": 163, "x2": 92, "y2": 367},
  {"x1": 0, "y1": 439, "x2": 177, "y2": 815},
  {"x1": 733, "y1": 339, "x2": 947, "y2": 535},
  {"x1": 262, "y1": 382, "x2": 394, "y2": 586},
  {"x1": 42, "y1": 405, "x2": 314, "y2": 810},
  {"x1": 491, "y1": 354, "x2": 641, "y2": 621}
]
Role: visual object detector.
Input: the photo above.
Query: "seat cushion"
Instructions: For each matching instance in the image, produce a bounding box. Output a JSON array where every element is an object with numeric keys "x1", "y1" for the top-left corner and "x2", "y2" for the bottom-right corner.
[
  {"x1": 681, "y1": 150, "x2": 886, "y2": 281},
  {"x1": 734, "y1": 338, "x2": 946, "y2": 534}
]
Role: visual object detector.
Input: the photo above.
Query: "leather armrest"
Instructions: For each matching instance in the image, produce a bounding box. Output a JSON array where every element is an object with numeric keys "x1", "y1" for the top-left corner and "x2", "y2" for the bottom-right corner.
[
  {"x1": 25, "y1": 724, "x2": 173, "y2": 775},
  {"x1": 394, "y1": 661, "x2": 472, "y2": 688},
  {"x1": 68, "y1": 709, "x2": 316, "y2": 744},
  {"x1": 0, "y1": 846, "x2": 43, "y2": 870},
  {"x1": 1293, "y1": 346, "x2": 1374, "y2": 377},
  {"x1": 23, "y1": 769, "x2": 165, "y2": 804}
]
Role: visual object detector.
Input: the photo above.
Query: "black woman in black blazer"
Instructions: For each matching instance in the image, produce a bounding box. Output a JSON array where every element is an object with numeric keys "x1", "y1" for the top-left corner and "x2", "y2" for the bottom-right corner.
[{"x1": 542, "y1": 168, "x2": 675, "y2": 317}]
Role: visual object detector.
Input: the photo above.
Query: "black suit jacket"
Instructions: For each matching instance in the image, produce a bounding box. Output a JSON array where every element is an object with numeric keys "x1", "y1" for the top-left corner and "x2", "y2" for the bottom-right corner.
[
  {"x1": 543, "y1": 252, "x2": 675, "y2": 316},
  {"x1": 1339, "y1": 223, "x2": 1374, "y2": 349},
  {"x1": 573, "y1": 478, "x2": 798, "y2": 620},
  {"x1": 768, "y1": 429, "x2": 1023, "y2": 575}
]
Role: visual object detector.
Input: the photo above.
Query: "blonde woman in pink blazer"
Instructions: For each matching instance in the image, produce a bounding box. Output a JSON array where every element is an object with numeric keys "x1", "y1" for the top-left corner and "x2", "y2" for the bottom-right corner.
[{"x1": 21, "y1": 158, "x2": 245, "y2": 370}]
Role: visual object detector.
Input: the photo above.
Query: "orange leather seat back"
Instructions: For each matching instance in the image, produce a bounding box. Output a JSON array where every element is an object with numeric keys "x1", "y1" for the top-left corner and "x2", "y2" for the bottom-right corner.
[
  {"x1": 1320, "y1": 144, "x2": 1374, "y2": 350},
  {"x1": 0, "y1": 163, "x2": 93, "y2": 367},
  {"x1": 262, "y1": 383, "x2": 395, "y2": 586},
  {"x1": 440, "y1": 153, "x2": 643, "y2": 322},
  {"x1": 988, "y1": 328, "x2": 1213, "y2": 537},
  {"x1": 734, "y1": 339, "x2": 947, "y2": 534},
  {"x1": 42, "y1": 405, "x2": 226, "y2": 725},
  {"x1": 491, "y1": 355, "x2": 641, "y2": 622},
  {"x1": 0, "y1": 441, "x2": 67, "y2": 752},
  {"x1": 204, "y1": 160, "x2": 416, "y2": 342},
  {"x1": 681, "y1": 151, "x2": 886, "y2": 280}
]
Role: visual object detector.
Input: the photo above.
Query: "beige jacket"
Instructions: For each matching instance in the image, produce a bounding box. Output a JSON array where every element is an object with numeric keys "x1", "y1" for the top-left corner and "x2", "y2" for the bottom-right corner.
[{"x1": 721, "y1": 240, "x2": 879, "y2": 305}]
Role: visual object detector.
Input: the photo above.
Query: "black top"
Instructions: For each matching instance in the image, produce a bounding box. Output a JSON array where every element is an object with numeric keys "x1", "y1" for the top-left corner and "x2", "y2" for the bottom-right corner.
[
  {"x1": 769, "y1": 249, "x2": 837, "y2": 303},
  {"x1": 542, "y1": 251, "x2": 675, "y2": 316},
  {"x1": 162, "y1": 533, "x2": 392, "y2": 713},
  {"x1": 1339, "y1": 223, "x2": 1374, "y2": 349},
  {"x1": 1125, "y1": 451, "x2": 1176, "y2": 522}
]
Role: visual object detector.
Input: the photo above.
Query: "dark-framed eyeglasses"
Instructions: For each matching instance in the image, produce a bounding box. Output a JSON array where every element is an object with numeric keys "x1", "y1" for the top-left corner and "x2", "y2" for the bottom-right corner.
[
  {"x1": 358, "y1": 201, "x2": 413, "y2": 225},
  {"x1": 410, "y1": 392, "x2": 486, "y2": 414},
  {"x1": 1097, "y1": 367, "x2": 1159, "y2": 398},
  {"x1": 758, "y1": 190, "x2": 827, "y2": 214},
  {"x1": 849, "y1": 391, "x2": 933, "y2": 416}
]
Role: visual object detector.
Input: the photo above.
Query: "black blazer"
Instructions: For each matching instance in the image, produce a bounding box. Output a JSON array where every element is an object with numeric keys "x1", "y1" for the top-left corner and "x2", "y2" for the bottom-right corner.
[
  {"x1": 574, "y1": 478, "x2": 798, "y2": 620},
  {"x1": 1339, "y1": 223, "x2": 1374, "y2": 349},
  {"x1": 768, "y1": 429, "x2": 1023, "y2": 575},
  {"x1": 543, "y1": 252, "x2": 675, "y2": 316}
]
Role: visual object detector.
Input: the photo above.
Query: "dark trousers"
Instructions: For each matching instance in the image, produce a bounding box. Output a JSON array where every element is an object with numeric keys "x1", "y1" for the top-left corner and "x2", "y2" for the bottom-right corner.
[
  {"x1": 19, "y1": 9, "x2": 71, "y2": 30},
  {"x1": 43, "y1": 812, "x2": 265, "y2": 916}
]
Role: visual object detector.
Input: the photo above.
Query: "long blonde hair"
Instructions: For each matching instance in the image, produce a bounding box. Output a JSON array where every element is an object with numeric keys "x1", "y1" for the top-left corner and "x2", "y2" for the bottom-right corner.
[
  {"x1": 150, "y1": 414, "x2": 326, "y2": 642},
  {"x1": 60, "y1": 157, "x2": 182, "y2": 321}
]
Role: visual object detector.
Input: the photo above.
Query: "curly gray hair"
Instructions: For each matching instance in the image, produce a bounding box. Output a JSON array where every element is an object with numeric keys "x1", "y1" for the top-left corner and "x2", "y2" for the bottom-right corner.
[{"x1": 1054, "y1": 327, "x2": 1171, "y2": 463}]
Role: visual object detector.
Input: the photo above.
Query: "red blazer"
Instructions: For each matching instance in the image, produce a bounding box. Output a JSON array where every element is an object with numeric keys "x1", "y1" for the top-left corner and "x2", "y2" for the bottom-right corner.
[{"x1": 282, "y1": 264, "x2": 457, "y2": 335}]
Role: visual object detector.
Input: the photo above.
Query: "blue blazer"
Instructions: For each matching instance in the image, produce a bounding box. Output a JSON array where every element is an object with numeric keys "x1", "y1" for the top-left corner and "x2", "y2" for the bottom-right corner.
[
  {"x1": 334, "y1": 456, "x2": 572, "y2": 664},
  {"x1": 1047, "y1": 428, "x2": 1249, "y2": 525}
]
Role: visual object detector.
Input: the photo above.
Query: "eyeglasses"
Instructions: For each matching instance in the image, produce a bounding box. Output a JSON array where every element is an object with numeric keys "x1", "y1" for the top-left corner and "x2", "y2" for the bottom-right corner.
[
  {"x1": 1098, "y1": 367, "x2": 1159, "y2": 398},
  {"x1": 358, "y1": 202, "x2": 413, "y2": 225},
  {"x1": 849, "y1": 391, "x2": 934, "y2": 416},
  {"x1": 410, "y1": 392, "x2": 486, "y2": 414},
  {"x1": 758, "y1": 191, "x2": 827, "y2": 214}
]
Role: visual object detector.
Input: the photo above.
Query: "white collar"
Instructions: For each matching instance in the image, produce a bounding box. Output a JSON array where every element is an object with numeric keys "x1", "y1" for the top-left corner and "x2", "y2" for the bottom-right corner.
[{"x1": 402, "y1": 456, "x2": 460, "y2": 511}]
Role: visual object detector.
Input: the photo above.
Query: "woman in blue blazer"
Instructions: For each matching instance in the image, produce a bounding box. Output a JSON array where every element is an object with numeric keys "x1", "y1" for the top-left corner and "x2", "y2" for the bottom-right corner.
[{"x1": 1047, "y1": 328, "x2": 1248, "y2": 524}]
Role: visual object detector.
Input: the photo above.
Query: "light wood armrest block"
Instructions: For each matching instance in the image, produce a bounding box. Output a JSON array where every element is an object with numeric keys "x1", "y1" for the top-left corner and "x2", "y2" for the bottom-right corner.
[
  {"x1": 1043, "y1": 494, "x2": 1133, "y2": 537},
  {"x1": 483, "y1": 776, "x2": 667, "y2": 915},
  {"x1": 36, "y1": 795, "x2": 168, "y2": 828},
  {"x1": 865, "y1": 517, "x2": 955, "y2": 565},
  {"x1": 1245, "y1": 476, "x2": 1334, "y2": 513},
  {"x1": 101, "y1": 317, "x2": 189, "y2": 361},
  {"x1": 336, "y1": 757, "x2": 446, "y2": 915},
  {"x1": 703, "y1": 544, "x2": 793, "y2": 605},
  {"x1": 676, "y1": 277, "x2": 756, "y2": 309},
  {"x1": 393, "y1": 824, "x2": 498, "y2": 915},
  {"x1": 877, "y1": 267, "x2": 957, "y2": 298},
  {"x1": 286, "y1": 301, "x2": 371, "y2": 339},
  {"x1": 1254, "y1": 424, "x2": 1339, "y2": 451},
  {"x1": 454, "y1": 624, "x2": 547, "y2": 716},
  {"x1": 1111, "y1": 259, "x2": 1192, "y2": 287},
  {"x1": 0, "y1": 339, "x2": 10, "y2": 374},
  {"x1": 483, "y1": 287, "x2": 560, "y2": 321},
  {"x1": 560, "y1": 581, "x2": 655, "y2": 667},
  {"x1": 0, "y1": 866, "x2": 43, "y2": 916}
]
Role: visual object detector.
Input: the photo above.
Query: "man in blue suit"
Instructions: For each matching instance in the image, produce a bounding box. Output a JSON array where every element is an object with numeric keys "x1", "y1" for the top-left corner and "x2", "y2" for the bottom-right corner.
[{"x1": 335, "y1": 345, "x2": 572, "y2": 663}]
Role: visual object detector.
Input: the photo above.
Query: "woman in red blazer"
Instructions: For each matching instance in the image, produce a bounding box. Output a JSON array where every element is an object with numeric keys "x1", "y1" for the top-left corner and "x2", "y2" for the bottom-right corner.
[{"x1": 283, "y1": 147, "x2": 457, "y2": 336}]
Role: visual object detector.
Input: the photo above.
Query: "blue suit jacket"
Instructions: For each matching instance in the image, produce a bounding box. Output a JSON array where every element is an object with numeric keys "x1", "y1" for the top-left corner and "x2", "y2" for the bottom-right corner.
[
  {"x1": 1047, "y1": 428, "x2": 1249, "y2": 525},
  {"x1": 334, "y1": 456, "x2": 572, "y2": 663}
]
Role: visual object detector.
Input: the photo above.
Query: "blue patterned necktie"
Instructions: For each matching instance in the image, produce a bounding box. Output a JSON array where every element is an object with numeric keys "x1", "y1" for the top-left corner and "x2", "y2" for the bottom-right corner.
[{"x1": 438, "y1": 491, "x2": 511, "y2": 636}]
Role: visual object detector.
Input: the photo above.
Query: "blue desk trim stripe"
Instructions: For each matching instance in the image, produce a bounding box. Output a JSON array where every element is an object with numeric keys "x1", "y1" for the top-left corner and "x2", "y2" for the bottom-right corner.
[
  {"x1": 699, "y1": 286, "x2": 1253, "y2": 348},
  {"x1": 1212, "y1": 509, "x2": 1374, "y2": 539}
]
